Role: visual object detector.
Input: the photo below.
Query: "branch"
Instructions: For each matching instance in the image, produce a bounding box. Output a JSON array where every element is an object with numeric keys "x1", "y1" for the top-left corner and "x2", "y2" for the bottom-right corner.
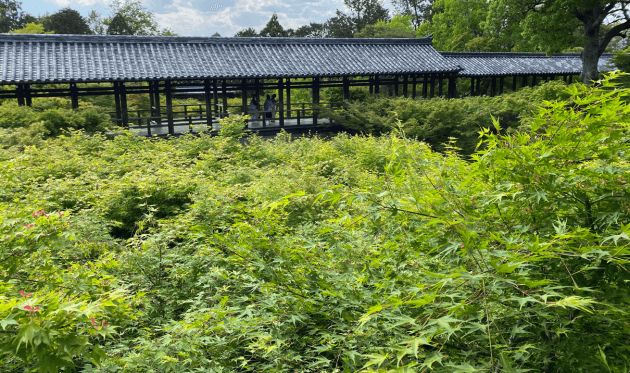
[{"x1": 600, "y1": 20, "x2": 630, "y2": 55}]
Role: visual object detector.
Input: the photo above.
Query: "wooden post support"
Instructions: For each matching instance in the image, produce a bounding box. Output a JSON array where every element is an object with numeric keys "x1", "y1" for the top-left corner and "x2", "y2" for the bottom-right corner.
[
  {"x1": 255, "y1": 78, "x2": 263, "y2": 127},
  {"x1": 120, "y1": 82, "x2": 128, "y2": 129},
  {"x1": 165, "y1": 80, "x2": 174, "y2": 135},
  {"x1": 438, "y1": 76, "x2": 443, "y2": 97},
  {"x1": 412, "y1": 74, "x2": 417, "y2": 99},
  {"x1": 212, "y1": 79, "x2": 219, "y2": 114},
  {"x1": 569, "y1": 75, "x2": 573, "y2": 84},
  {"x1": 149, "y1": 81, "x2": 155, "y2": 117},
  {"x1": 563, "y1": 75, "x2": 567, "y2": 82},
  {"x1": 70, "y1": 83, "x2": 79, "y2": 109},
  {"x1": 16, "y1": 84, "x2": 25, "y2": 106},
  {"x1": 490, "y1": 77, "x2": 496, "y2": 97},
  {"x1": 429, "y1": 75, "x2": 435, "y2": 98},
  {"x1": 512, "y1": 75, "x2": 517, "y2": 91},
  {"x1": 422, "y1": 74, "x2": 428, "y2": 98},
  {"x1": 204, "y1": 79, "x2": 212, "y2": 129},
  {"x1": 448, "y1": 77, "x2": 456, "y2": 98},
  {"x1": 312, "y1": 77, "x2": 320, "y2": 125},
  {"x1": 369, "y1": 76, "x2": 374, "y2": 94},
  {"x1": 499, "y1": 76, "x2": 504, "y2": 95},
  {"x1": 471, "y1": 77, "x2": 475, "y2": 96},
  {"x1": 550, "y1": 74, "x2": 555, "y2": 81},
  {"x1": 394, "y1": 74, "x2": 399, "y2": 96},
  {"x1": 24, "y1": 84, "x2": 32, "y2": 106},
  {"x1": 522, "y1": 76, "x2": 527, "y2": 88},
  {"x1": 154, "y1": 81, "x2": 162, "y2": 127},
  {"x1": 374, "y1": 75, "x2": 380, "y2": 94},
  {"x1": 113, "y1": 82, "x2": 122, "y2": 126},
  {"x1": 278, "y1": 78, "x2": 284, "y2": 127},
  {"x1": 531, "y1": 75, "x2": 536, "y2": 87},
  {"x1": 343, "y1": 76, "x2": 349, "y2": 101},
  {"x1": 403, "y1": 74, "x2": 409, "y2": 98},
  {"x1": 241, "y1": 79, "x2": 247, "y2": 115},
  {"x1": 476, "y1": 77, "x2": 481, "y2": 96},
  {"x1": 221, "y1": 79, "x2": 228, "y2": 119},
  {"x1": 286, "y1": 78, "x2": 291, "y2": 119}
]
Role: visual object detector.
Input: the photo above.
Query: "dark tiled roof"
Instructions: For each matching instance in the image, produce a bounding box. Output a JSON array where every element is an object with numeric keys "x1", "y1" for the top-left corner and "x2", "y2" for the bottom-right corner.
[
  {"x1": 0, "y1": 34, "x2": 460, "y2": 84},
  {"x1": 441, "y1": 52, "x2": 614, "y2": 77}
]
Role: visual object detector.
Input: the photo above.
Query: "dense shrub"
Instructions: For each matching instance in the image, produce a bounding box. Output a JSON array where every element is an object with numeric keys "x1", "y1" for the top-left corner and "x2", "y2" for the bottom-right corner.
[
  {"x1": 0, "y1": 98, "x2": 113, "y2": 138},
  {"x1": 322, "y1": 80, "x2": 571, "y2": 154},
  {"x1": 0, "y1": 75, "x2": 629, "y2": 372}
]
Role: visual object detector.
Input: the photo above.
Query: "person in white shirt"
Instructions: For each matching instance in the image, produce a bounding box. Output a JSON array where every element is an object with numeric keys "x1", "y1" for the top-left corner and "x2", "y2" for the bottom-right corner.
[{"x1": 249, "y1": 96, "x2": 259, "y2": 126}]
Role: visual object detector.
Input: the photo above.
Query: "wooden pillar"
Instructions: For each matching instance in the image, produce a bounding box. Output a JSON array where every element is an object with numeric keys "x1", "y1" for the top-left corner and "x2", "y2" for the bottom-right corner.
[
  {"x1": 490, "y1": 77, "x2": 496, "y2": 97},
  {"x1": 394, "y1": 74, "x2": 399, "y2": 96},
  {"x1": 23, "y1": 84, "x2": 32, "y2": 106},
  {"x1": 438, "y1": 76, "x2": 443, "y2": 97},
  {"x1": 512, "y1": 75, "x2": 517, "y2": 91},
  {"x1": 312, "y1": 77, "x2": 320, "y2": 125},
  {"x1": 429, "y1": 75, "x2": 435, "y2": 98},
  {"x1": 70, "y1": 83, "x2": 79, "y2": 109},
  {"x1": 568, "y1": 75, "x2": 573, "y2": 84},
  {"x1": 499, "y1": 76, "x2": 504, "y2": 95},
  {"x1": 343, "y1": 76, "x2": 349, "y2": 101},
  {"x1": 149, "y1": 81, "x2": 155, "y2": 116},
  {"x1": 369, "y1": 76, "x2": 374, "y2": 94},
  {"x1": 531, "y1": 75, "x2": 536, "y2": 87},
  {"x1": 476, "y1": 77, "x2": 481, "y2": 96},
  {"x1": 412, "y1": 74, "x2": 417, "y2": 99},
  {"x1": 254, "y1": 78, "x2": 263, "y2": 126},
  {"x1": 204, "y1": 79, "x2": 212, "y2": 129},
  {"x1": 422, "y1": 74, "x2": 428, "y2": 98},
  {"x1": 241, "y1": 79, "x2": 247, "y2": 114},
  {"x1": 212, "y1": 79, "x2": 219, "y2": 114},
  {"x1": 278, "y1": 78, "x2": 284, "y2": 127},
  {"x1": 113, "y1": 82, "x2": 122, "y2": 126},
  {"x1": 374, "y1": 75, "x2": 380, "y2": 94},
  {"x1": 153, "y1": 81, "x2": 162, "y2": 126},
  {"x1": 550, "y1": 74, "x2": 555, "y2": 81},
  {"x1": 563, "y1": 75, "x2": 567, "y2": 82},
  {"x1": 120, "y1": 82, "x2": 128, "y2": 129},
  {"x1": 165, "y1": 80, "x2": 174, "y2": 135},
  {"x1": 16, "y1": 84, "x2": 25, "y2": 106},
  {"x1": 522, "y1": 76, "x2": 528, "y2": 88},
  {"x1": 286, "y1": 78, "x2": 291, "y2": 119},
  {"x1": 403, "y1": 74, "x2": 408, "y2": 97},
  {"x1": 448, "y1": 76, "x2": 456, "y2": 98},
  {"x1": 470, "y1": 77, "x2": 475, "y2": 96},
  {"x1": 221, "y1": 79, "x2": 228, "y2": 119}
]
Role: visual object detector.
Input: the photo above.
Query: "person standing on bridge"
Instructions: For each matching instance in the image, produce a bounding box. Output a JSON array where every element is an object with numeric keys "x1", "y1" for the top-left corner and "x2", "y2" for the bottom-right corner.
[
  {"x1": 271, "y1": 94, "x2": 278, "y2": 124},
  {"x1": 249, "y1": 96, "x2": 260, "y2": 126},
  {"x1": 264, "y1": 94, "x2": 274, "y2": 124}
]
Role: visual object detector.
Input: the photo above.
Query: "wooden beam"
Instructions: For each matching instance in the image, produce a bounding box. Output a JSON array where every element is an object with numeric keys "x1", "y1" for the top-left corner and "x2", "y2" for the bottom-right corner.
[
  {"x1": 114, "y1": 82, "x2": 122, "y2": 125},
  {"x1": 512, "y1": 75, "x2": 517, "y2": 91},
  {"x1": 165, "y1": 80, "x2": 174, "y2": 135},
  {"x1": 120, "y1": 82, "x2": 129, "y2": 129},
  {"x1": 204, "y1": 79, "x2": 212, "y2": 130},
  {"x1": 70, "y1": 83, "x2": 79, "y2": 109},
  {"x1": 154, "y1": 81, "x2": 162, "y2": 127},
  {"x1": 278, "y1": 77, "x2": 284, "y2": 127},
  {"x1": 313, "y1": 77, "x2": 320, "y2": 125},
  {"x1": 221, "y1": 79, "x2": 228, "y2": 120},
  {"x1": 343, "y1": 76, "x2": 349, "y2": 101},
  {"x1": 286, "y1": 78, "x2": 291, "y2": 119},
  {"x1": 24, "y1": 84, "x2": 32, "y2": 106},
  {"x1": 412, "y1": 74, "x2": 417, "y2": 99},
  {"x1": 422, "y1": 74, "x2": 428, "y2": 98},
  {"x1": 241, "y1": 79, "x2": 248, "y2": 115},
  {"x1": 16, "y1": 84, "x2": 25, "y2": 106}
]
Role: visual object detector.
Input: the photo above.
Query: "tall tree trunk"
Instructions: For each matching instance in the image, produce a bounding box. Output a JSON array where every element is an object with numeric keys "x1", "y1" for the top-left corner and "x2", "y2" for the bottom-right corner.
[{"x1": 581, "y1": 29, "x2": 601, "y2": 84}]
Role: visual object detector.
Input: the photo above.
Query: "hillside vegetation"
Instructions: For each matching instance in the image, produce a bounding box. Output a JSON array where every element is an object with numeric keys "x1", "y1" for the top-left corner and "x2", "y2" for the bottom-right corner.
[{"x1": 0, "y1": 76, "x2": 629, "y2": 372}]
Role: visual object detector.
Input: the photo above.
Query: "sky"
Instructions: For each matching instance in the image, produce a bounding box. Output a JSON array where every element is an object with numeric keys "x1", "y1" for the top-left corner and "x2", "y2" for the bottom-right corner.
[{"x1": 23, "y1": 0, "x2": 398, "y2": 37}]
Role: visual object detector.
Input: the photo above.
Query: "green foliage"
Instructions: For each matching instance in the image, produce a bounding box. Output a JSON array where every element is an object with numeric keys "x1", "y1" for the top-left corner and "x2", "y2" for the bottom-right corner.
[
  {"x1": 322, "y1": 80, "x2": 571, "y2": 154},
  {"x1": 42, "y1": 8, "x2": 91, "y2": 35},
  {"x1": 1, "y1": 74, "x2": 629, "y2": 372},
  {"x1": 0, "y1": 98, "x2": 113, "y2": 138}
]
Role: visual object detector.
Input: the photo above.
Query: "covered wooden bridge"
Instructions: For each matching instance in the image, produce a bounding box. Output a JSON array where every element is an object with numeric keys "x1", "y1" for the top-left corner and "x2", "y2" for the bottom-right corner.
[{"x1": 0, "y1": 33, "x2": 613, "y2": 136}]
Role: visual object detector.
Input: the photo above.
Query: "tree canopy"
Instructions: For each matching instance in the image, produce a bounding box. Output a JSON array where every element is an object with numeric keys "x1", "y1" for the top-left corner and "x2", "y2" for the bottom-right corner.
[
  {"x1": 259, "y1": 13, "x2": 288, "y2": 37},
  {"x1": 43, "y1": 8, "x2": 91, "y2": 35},
  {"x1": 0, "y1": 0, "x2": 29, "y2": 33}
]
